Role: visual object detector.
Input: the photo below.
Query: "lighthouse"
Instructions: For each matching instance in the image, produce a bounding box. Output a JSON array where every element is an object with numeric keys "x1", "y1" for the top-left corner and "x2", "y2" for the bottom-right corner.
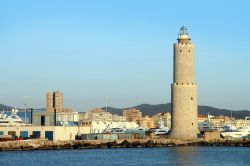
[{"x1": 169, "y1": 26, "x2": 199, "y2": 139}]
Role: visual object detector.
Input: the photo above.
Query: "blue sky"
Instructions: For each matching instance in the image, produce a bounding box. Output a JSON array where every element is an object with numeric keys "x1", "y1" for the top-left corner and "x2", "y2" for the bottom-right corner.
[{"x1": 0, "y1": 0, "x2": 249, "y2": 111}]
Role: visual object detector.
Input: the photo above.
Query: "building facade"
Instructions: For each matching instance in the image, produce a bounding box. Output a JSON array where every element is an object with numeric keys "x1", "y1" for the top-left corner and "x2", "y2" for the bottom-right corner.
[
  {"x1": 169, "y1": 26, "x2": 199, "y2": 139},
  {"x1": 123, "y1": 109, "x2": 142, "y2": 123},
  {"x1": 46, "y1": 91, "x2": 63, "y2": 112},
  {"x1": 140, "y1": 116, "x2": 155, "y2": 129},
  {"x1": 32, "y1": 111, "x2": 55, "y2": 126},
  {"x1": 57, "y1": 111, "x2": 79, "y2": 122},
  {"x1": 152, "y1": 113, "x2": 171, "y2": 128},
  {"x1": 78, "y1": 108, "x2": 126, "y2": 123},
  {"x1": 0, "y1": 126, "x2": 90, "y2": 141}
]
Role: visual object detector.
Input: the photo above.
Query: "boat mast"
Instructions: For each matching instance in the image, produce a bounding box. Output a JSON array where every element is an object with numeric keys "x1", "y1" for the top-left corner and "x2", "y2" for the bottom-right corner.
[
  {"x1": 24, "y1": 96, "x2": 28, "y2": 124},
  {"x1": 105, "y1": 97, "x2": 108, "y2": 112}
]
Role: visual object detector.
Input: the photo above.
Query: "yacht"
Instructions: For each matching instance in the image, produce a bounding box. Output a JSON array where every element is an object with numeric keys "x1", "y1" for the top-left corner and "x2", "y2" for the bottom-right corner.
[
  {"x1": 150, "y1": 120, "x2": 170, "y2": 135},
  {"x1": 221, "y1": 126, "x2": 250, "y2": 139},
  {"x1": 198, "y1": 120, "x2": 215, "y2": 132},
  {"x1": 198, "y1": 114, "x2": 225, "y2": 132},
  {"x1": 223, "y1": 124, "x2": 237, "y2": 132},
  {"x1": 150, "y1": 128, "x2": 169, "y2": 135},
  {"x1": 0, "y1": 109, "x2": 27, "y2": 126}
]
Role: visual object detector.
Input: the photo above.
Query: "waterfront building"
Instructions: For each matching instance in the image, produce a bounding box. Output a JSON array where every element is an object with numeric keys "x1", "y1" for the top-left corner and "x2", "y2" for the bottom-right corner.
[
  {"x1": 56, "y1": 111, "x2": 79, "y2": 122},
  {"x1": 197, "y1": 114, "x2": 207, "y2": 123},
  {"x1": 32, "y1": 110, "x2": 55, "y2": 126},
  {"x1": 89, "y1": 108, "x2": 104, "y2": 113},
  {"x1": 78, "y1": 112, "x2": 89, "y2": 122},
  {"x1": 152, "y1": 113, "x2": 171, "y2": 128},
  {"x1": 112, "y1": 114, "x2": 127, "y2": 122},
  {"x1": 32, "y1": 110, "x2": 79, "y2": 126},
  {"x1": 78, "y1": 108, "x2": 126, "y2": 123},
  {"x1": 90, "y1": 111, "x2": 113, "y2": 121},
  {"x1": 88, "y1": 108, "x2": 113, "y2": 121},
  {"x1": 0, "y1": 126, "x2": 90, "y2": 141},
  {"x1": 209, "y1": 116, "x2": 227, "y2": 129},
  {"x1": 227, "y1": 117, "x2": 250, "y2": 129},
  {"x1": 78, "y1": 108, "x2": 112, "y2": 122},
  {"x1": 123, "y1": 109, "x2": 142, "y2": 123},
  {"x1": 169, "y1": 26, "x2": 199, "y2": 139},
  {"x1": 139, "y1": 116, "x2": 155, "y2": 129},
  {"x1": 62, "y1": 108, "x2": 74, "y2": 112},
  {"x1": 46, "y1": 91, "x2": 63, "y2": 112}
]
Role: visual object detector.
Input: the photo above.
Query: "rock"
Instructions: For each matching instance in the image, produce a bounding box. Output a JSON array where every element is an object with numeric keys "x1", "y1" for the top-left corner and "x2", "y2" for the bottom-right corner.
[{"x1": 1, "y1": 138, "x2": 250, "y2": 151}]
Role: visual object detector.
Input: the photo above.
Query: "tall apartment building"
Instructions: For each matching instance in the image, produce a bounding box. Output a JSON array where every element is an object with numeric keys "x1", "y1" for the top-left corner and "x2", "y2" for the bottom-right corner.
[
  {"x1": 46, "y1": 91, "x2": 63, "y2": 112},
  {"x1": 123, "y1": 108, "x2": 142, "y2": 123}
]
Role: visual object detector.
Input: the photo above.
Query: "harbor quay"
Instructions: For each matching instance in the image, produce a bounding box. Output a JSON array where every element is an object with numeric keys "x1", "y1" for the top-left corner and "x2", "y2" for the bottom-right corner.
[{"x1": 1, "y1": 138, "x2": 250, "y2": 151}]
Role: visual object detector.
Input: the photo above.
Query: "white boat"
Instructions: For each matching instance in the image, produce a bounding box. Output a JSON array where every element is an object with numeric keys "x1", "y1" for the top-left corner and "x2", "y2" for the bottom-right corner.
[
  {"x1": 221, "y1": 126, "x2": 250, "y2": 139},
  {"x1": 198, "y1": 120, "x2": 215, "y2": 131},
  {"x1": 198, "y1": 113, "x2": 225, "y2": 132},
  {"x1": 150, "y1": 120, "x2": 170, "y2": 135},
  {"x1": 0, "y1": 109, "x2": 28, "y2": 126},
  {"x1": 223, "y1": 124, "x2": 237, "y2": 132},
  {"x1": 151, "y1": 128, "x2": 169, "y2": 135},
  {"x1": 110, "y1": 128, "x2": 126, "y2": 134},
  {"x1": 91, "y1": 121, "x2": 139, "y2": 133}
]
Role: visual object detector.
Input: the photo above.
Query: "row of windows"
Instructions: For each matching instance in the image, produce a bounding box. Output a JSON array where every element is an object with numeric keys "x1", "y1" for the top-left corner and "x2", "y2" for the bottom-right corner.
[
  {"x1": 179, "y1": 42, "x2": 192, "y2": 45},
  {"x1": 179, "y1": 50, "x2": 191, "y2": 52},
  {"x1": 175, "y1": 83, "x2": 195, "y2": 85}
]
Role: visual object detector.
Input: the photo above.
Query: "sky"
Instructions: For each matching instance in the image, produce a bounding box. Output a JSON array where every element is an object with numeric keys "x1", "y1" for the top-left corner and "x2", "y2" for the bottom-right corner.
[{"x1": 0, "y1": 0, "x2": 250, "y2": 111}]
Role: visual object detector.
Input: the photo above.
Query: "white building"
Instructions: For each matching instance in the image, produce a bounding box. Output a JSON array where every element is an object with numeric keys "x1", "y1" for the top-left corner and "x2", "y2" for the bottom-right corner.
[
  {"x1": 90, "y1": 121, "x2": 139, "y2": 133},
  {"x1": 57, "y1": 111, "x2": 79, "y2": 122},
  {"x1": 0, "y1": 126, "x2": 90, "y2": 141}
]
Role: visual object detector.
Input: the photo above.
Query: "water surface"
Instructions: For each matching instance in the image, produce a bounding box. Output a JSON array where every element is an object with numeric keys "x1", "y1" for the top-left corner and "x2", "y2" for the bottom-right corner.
[{"x1": 0, "y1": 147, "x2": 249, "y2": 166}]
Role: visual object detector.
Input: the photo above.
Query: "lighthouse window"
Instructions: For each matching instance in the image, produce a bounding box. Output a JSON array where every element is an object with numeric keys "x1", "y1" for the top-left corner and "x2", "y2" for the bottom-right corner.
[
  {"x1": 191, "y1": 97, "x2": 193, "y2": 100},
  {"x1": 192, "y1": 123, "x2": 194, "y2": 125},
  {"x1": 189, "y1": 50, "x2": 191, "y2": 52},
  {"x1": 180, "y1": 50, "x2": 182, "y2": 52}
]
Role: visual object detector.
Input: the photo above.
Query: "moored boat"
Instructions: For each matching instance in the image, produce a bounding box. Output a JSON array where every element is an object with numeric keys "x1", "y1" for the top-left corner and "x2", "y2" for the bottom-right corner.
[{"x1": 0, "y1": 109, "x2": 29, "y2": 126}]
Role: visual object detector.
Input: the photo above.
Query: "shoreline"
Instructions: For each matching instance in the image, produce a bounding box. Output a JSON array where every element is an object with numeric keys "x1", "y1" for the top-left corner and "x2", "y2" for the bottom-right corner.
[{"x1": 1, "y1": 139, "x2": 250, "y2": 151}]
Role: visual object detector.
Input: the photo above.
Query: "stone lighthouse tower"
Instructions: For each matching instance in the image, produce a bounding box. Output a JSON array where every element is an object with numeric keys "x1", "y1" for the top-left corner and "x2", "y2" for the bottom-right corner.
[{"x1": 169, "y1": 26, "x2": 199, "y2": 139}]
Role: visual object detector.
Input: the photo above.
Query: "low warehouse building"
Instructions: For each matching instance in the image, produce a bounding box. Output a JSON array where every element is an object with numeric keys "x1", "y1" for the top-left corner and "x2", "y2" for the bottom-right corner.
[{"x1": 0, "y1": 126, "x2": 90, "y2": 141}]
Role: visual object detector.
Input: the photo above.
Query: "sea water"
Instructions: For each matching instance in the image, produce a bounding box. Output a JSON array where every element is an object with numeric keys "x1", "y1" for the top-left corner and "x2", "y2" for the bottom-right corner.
[{"x1": 0, "y1": 146, "x2": 249, "y2": 166}]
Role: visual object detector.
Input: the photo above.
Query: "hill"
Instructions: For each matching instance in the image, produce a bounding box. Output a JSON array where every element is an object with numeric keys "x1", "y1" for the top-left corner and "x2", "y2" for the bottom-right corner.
[
  {"x1": 0, "y1": 104, "x2": 13, "y2": 111},
  {"x1": 1, "y1": 103, "x2": 249, "y2": 119},
  {"x1": 103, "y1": 103, "x2": 250, "y2": 119}
]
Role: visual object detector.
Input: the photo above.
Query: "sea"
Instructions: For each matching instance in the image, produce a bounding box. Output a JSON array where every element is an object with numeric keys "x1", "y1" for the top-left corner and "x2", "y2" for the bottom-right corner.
[{"x1": 0, "y1": 146, "x2": 249, "y2": 166}]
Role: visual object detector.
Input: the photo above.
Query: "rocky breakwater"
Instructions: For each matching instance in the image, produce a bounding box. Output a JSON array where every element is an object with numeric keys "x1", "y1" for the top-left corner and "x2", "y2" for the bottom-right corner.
[
  {"x1": 198, "y1": 139, "x2": 250, "y2": 147},
  {"x1": 0, "y1": 138, "x2": 199, "y2": 151},
  {"x1": 1, "y1": 139, "x2": 250, "y2": 151}
]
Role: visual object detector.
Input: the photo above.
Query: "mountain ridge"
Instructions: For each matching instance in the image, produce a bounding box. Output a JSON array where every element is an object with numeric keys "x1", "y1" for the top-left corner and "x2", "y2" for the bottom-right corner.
[
  {"x1": 103, "y1": 103, "x2": 250, "y2": 119},
  {"x1": 1, "y1": 103, "x2": 249, "y2": 119}
]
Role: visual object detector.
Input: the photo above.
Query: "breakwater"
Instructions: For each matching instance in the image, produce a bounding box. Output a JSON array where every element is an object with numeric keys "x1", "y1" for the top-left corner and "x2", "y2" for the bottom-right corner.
[{"x1": 1, "y1": 139, "x2": 250, "y2": 151}]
